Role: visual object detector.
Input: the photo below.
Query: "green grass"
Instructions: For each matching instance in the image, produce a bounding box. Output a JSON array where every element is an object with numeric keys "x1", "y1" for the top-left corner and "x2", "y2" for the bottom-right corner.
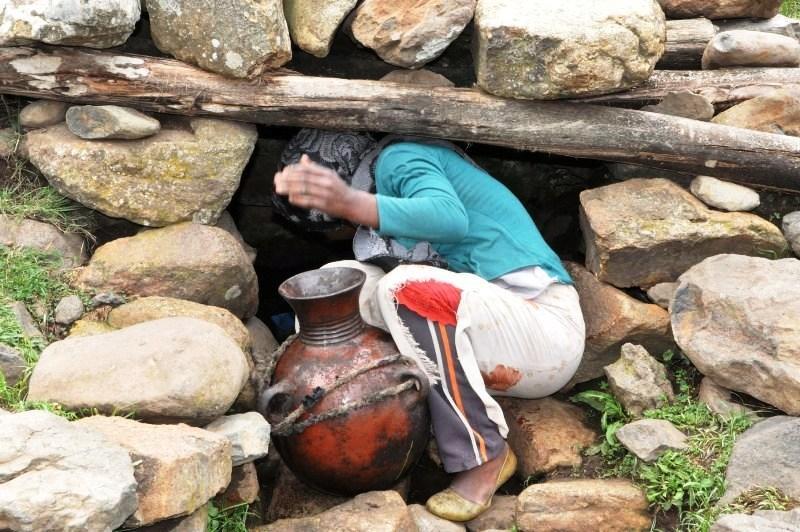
[
  {"x1": 782, "y1": 0, "x2": 800, "y2": 18},
  {"x1": 207, "y1": 502, "x2": 253, "y2": 532},
  {"x1": 571, "y1": 358, "x2": 794, "y2": 532}
]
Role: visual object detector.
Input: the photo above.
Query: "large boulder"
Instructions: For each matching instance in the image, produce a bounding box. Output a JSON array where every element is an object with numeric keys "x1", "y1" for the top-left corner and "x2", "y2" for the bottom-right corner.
[
  {"x1": 497, "y1": 397, "x2": 597, "y2": 478},
  {"x1": 474, "y1": 0, "x2": 666, "y2": 100},
  {"x1": 0, "y1": 215, "x2": 86, "y2": 268},
  {"x1": 0, "y1": 410, "x2": 138, "y2": 531},
  {"x1": 284, "y1": 0, "x2": 358, "y2": 58},
  {"x1": 108, "y1": 296, "x2": 251, "y2": 352},
  {"x1": 28, "y1": 317, "x2": 250, "y2": 423},
  {"x1": 604, "y1": 343, "x2": 675, "y2": 417},
  {"x1": 656, "y1": 0, "x2": 782, "y2": 20},
  {"x1": 76, "y1": 223, "x2": 259, "y2": 318},
  {"x1": 712, "y1": 89, "x2": 800, "y2": 137},
  {"x1": 146, "y1": 0, "x2": 291, "y2": 78},
  {"x1": 0, "y1": 0, "x2": 140, "y2": 48},
  {"x1": 516, "y1": 479, "x2": 651, "y2": 532},
  {"x1": 580, "y1": 178, "x2": 786, "y2": 288},
  {"x1": 76, "y1": 416, "x2": 231, "y2": 527},
  {"x1": 720, "y1": 416, "x2": 800, "y2": 505},
  {"x1": 26, "y1": 118, "x2": 257, "y2": 227},
  {"x1": 259, "y1": 491, "x2": 414, "y2": 532},
  {"x1": 350, "y1": 0, "x2": 476, "y2": 69},
  {"x1": 564, "y1": 262, "x2": 673, "y2": 385},
  {"x1": 672, "y1": 255, "x2": 800, "y2": 415}
]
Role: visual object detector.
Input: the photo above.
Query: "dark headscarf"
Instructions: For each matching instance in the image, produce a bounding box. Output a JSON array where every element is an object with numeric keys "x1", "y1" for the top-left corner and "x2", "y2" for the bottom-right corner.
[{"x1": 273, "y1": 129, "x2": 376, "y2": 232}]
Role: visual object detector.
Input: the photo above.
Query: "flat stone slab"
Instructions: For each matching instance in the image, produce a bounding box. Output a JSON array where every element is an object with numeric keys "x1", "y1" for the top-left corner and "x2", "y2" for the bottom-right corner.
[{"x1": 616, "y1": 419, "x2": 688, "y2": 462}]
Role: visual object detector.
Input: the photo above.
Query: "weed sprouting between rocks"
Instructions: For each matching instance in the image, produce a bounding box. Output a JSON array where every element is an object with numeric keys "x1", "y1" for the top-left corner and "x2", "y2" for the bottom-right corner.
[{"x1": 569, "y1": 353, "x2": 778, "y2": 531}]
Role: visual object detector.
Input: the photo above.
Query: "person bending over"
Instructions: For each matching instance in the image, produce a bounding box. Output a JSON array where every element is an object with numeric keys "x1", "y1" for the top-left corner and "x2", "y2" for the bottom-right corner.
[{"x1": 273, "y1": 129, "x2": 585, "y2": 522}]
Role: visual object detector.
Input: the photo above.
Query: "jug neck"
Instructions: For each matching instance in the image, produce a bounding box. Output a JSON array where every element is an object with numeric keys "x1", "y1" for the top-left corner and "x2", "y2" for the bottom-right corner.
[{"x1": 297, "y1": 307, "x2": 365, "y2": 346}]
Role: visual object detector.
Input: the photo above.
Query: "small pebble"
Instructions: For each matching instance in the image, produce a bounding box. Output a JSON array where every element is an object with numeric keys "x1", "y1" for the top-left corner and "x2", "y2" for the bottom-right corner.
[{"x1": 690, "y1": 176, "x2": 760, "y2": 212}]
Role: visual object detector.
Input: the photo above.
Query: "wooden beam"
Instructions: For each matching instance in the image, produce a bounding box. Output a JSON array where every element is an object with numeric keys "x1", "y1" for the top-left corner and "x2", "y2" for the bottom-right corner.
[
  {"x1": 1, "y1": 46, "x2": 799, "y2": 190},
  {"x1": 659, "y1": 18, "x2": 717, "y2": 70}
]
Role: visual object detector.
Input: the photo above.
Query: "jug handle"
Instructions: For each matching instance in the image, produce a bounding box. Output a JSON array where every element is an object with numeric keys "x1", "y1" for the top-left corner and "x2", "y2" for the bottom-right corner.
[
  {"x1": 397, "y1": 365, "x2": 431, "y2": 399},
  {"x1": 258, "y1": 381, "x2": 296, "y2": 422}
]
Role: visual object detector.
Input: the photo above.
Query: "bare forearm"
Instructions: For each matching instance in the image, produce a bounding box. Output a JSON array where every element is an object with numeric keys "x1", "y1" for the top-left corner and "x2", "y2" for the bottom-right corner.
[{"x1": 343, "y1": 189, "x2": 379, "y2": 229}]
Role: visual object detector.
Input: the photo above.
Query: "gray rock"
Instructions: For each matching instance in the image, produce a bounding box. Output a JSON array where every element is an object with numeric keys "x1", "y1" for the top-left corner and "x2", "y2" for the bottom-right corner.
[
  {"x1": 91, "y1": 292, "x2": 127, "y2": 307},
  {"x1": 656, "y1": 0, "x2": 782, "y2": 19},
  {"x1": 350, "y1": 0, "x2": 476, "y2": 69},
  {"x1": 641, "y1": 91, "x2": 715, "y2": 121},
  {"x1": 690, "y1": 176, "x2": 761, "y2": 212},
  {"x1": 580, "y1": 178, "x2": 786, "y2": 288},
  {"x1": 672, "y1": 255, "x2": 800, "y2": 415},
  {"x1": 75, "y1": 416, "x2": 231, "y2": 527},
  {"x1": 54, "y1": 295, "x2": 85, "y2": 326},
  {"x1": 137, "y1": 505, "x2": 208, "y2": 532},
  {"x1": 720, "y1": 416, "x2": 800, "y2": 505},
  {"x1": 18, "y1": 100, "x2": 68, "y2": 129},
  {"x1": 204, "y1": 412, "x2": 271, "y2": 466},
  {"x1": 0, "y1": 0, "x2": 140, "y2": 48},
  {"x1": 77, "y1": 223, "x2": 259, "y2": 319},
  {"x1": 0, "y1": 410, "x2": 138, "y2": 531},
  {"x1": 615, "y1": 419, "x2": 688, "y2": 462},
  {"x1": 218, "y1": 462, "x2": 259, "y2": 506},
  {"x1": 702, "y1": 31, "x2": 800, "y2": 69},
  {"x1": 28, "y1": 317, "x2": 250, "y2": 423},
  {"x1": 647, "y1": 282, "x2": 679, "y2": 309},
  {"x1": 783, "y1": 211, "x2": 800, "y2": 256},
  {"x1": 236, "y1": 317, "x2": 280, "y2": 410},
  {"x1": 712, "y1": 510, "x2": 800, "y2": 532},
  {"x1": 474, "y1": 0, "x2": 666, "y2": 100},
  {"x1": 604, "y1": 343, "x2": 675, "y2": 417},
  {"x1": 716, "y1": 15, "x2": 800, "y2": 41},
  {"x1": 26, "y1": 118, "x2": 257, "y2": 227},
  {"x1": 66, "y1": 105, "x2": 161, "y2": 140},
  {"x1": 284, "y1": 0, "x2": 358, "y2": 58},
  {"x1": 146, "y1": 0, "x2": 291, "y2": 78},
  {"x1": 0, "y1": 215, "x2": 87, "y2": 268},
  {"x1": 698, "y1": 377, "x2": 758, "y2": 420},
  {"x1": 9, "y1": 301, "x2": 42, "y2": 339},
  {"x1": 381, "y1": 69, "x2": 455, "y2": 88},
  {"x1": 0, "y1": 343, "x2": 25, "y2": 387},
  {"x1": 409, "y1": 504, "x2": 465, "y2": 532},
  {"x1": 465, "y1": 495, "x2": 515, "y2": 531},
  {"x1": 564, "y1": 262, "x2": 673, "y2": 386}
]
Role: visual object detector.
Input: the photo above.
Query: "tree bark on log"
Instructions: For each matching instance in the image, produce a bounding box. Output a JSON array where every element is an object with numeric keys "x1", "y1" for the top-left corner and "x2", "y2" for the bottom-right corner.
[
  {"x1": 1, "y1": 46, "x2": 799, "y2": 190},
  {"x1": 659, "y1": 18, "x2": 717, "y2": 70}
]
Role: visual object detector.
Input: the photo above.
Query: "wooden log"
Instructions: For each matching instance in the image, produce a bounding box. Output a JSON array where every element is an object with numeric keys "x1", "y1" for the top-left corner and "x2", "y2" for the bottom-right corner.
[
  {"x1": 659, "y1": 18, "x2": 717, "y2": 69},
  {"x1": 578, "y1": 68, "x2": 800, "y2": 108},
  {"x1": 1, "y1": 46, "x2": 799, "y2": 190}
]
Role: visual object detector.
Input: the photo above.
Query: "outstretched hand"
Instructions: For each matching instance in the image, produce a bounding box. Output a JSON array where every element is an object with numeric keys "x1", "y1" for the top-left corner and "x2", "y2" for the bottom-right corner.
[{"x1": 274, "y1": 154, "x2": 379, "y2": 228}]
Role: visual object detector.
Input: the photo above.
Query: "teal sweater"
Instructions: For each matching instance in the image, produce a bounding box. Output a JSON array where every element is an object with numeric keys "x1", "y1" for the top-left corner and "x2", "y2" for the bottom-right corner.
[{"x1": 374, "y1": 142, "x2": 571, "y2": 284}]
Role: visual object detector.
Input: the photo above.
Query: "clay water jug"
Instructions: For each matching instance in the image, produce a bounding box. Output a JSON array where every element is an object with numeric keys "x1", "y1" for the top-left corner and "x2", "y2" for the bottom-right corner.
[{"x1": 259, "y1": 267, "x2": 430, "y2": 495}]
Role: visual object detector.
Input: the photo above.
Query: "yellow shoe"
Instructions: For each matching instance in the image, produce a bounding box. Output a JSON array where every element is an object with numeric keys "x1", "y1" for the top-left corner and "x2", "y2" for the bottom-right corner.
[{"x1": 425, "y1": 448, "x2": 518, "y2": 522}]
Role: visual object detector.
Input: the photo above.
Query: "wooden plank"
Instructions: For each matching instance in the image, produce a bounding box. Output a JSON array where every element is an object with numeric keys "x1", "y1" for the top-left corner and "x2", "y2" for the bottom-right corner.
[
  {"x1": 1, "y1": 45, "x2": 799, "y2": 190},
  {"x1": 659, "y1": 18, "x2": 717, "y2": 69}
]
